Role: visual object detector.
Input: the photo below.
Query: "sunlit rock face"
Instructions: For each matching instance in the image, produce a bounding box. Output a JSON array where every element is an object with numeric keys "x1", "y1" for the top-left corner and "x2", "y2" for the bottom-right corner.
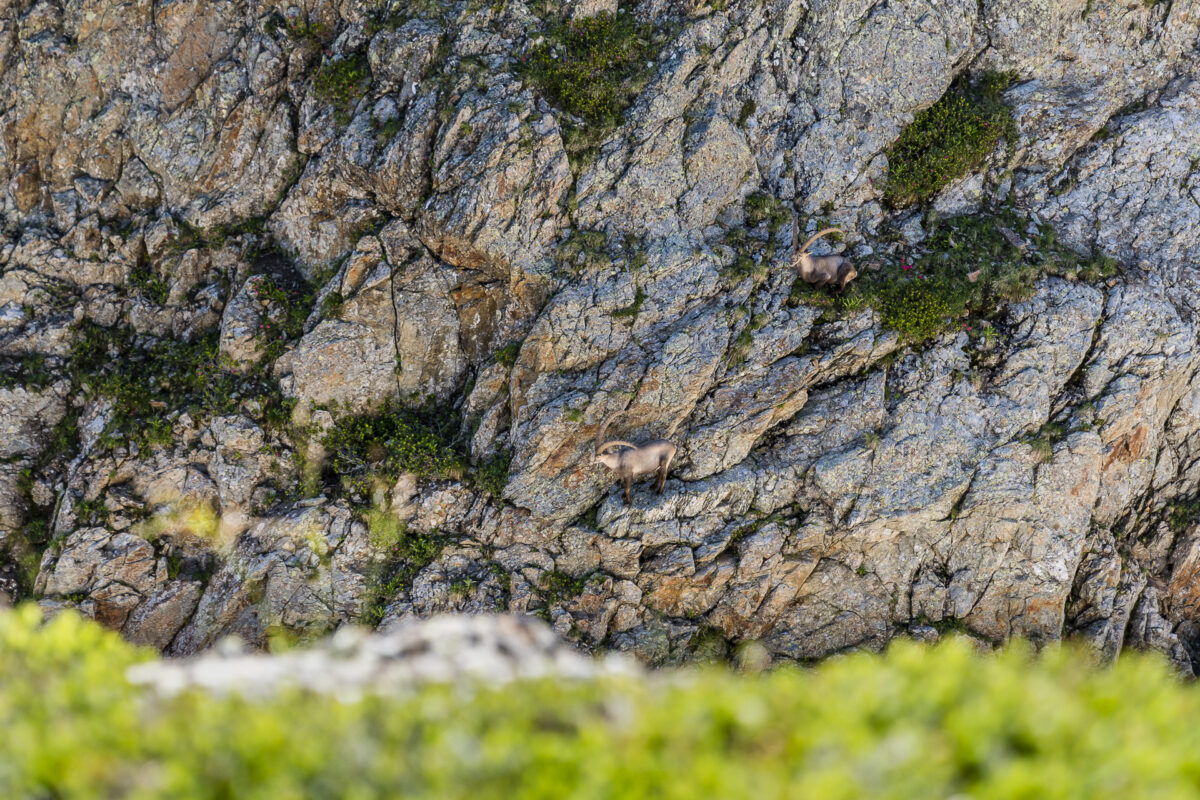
[{"x1": 3, "y1": 0, "x2": 1200, "y2": 673}]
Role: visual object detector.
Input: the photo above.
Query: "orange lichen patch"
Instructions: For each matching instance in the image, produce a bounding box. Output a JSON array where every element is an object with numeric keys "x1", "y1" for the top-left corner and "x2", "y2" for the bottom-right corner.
[
  {"x1": 645, "y1": 560, "x2": 736, "y2": 618},
  {"x1": 342, "y1": 258, "x2": 373, "y2": 293},
  {"x1": 1166, "y1": 536, "x2": 1200, "y2": 623},
  {"x1": 542, "y1": 433, "x2": 591, "y2": 480},
  {"x1": 1020, "y1": 595, "x2": 1063, "y2": 623},
  {"x1": 1069, "y1": 467, "x2": 1094, "y2": 498},
  {"x1": 1167, "y1": 569, "x2": 1200, "y2": 623},
  {"x1": 450, "y1": 283, "x2": 504, "y2": 362},
  {"x1": 422, "y1": 230, "x2": 492, "y2": 272},
  {"x1": 1102, "y1": 423, "x2": 1148, "y2": 471},
  {"x1": 206, "y1": 104, "x2": 248, "y2": 188}
]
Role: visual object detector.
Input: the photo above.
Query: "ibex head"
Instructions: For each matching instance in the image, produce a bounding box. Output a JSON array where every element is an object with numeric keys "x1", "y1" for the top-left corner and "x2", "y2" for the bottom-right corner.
[
  {"x1": 792, "y1": 217, "x2": 858, "y2": 291},
  {"x1": 594, "y1": 410, "x2": 636, "y2": 470}
]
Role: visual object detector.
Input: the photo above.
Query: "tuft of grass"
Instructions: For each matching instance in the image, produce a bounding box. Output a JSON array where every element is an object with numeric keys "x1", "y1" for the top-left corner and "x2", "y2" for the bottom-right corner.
[
  {"x1": 884, "y1": 72, "x2": 1018, "y2": 208},
  {"x1": 1028, "y1": 422, "x2": 1066, "y2": 464},
  {"x1": 472, "y1": 449, "x2": 512, "y2": 500},
  {"x1": 538, "y1": 569, "x2": 586, "y2": 609},
  {"x1": 494, "y1": 342, "x2": 521, "y2": 367},
  {"x1": 737, "y1": 99, "x2": 756, "y2": 126},
  {"x1": 245, "y1": 271, "x2": 324, "y2": 362},
  {"x1": 128, "y1": 260, "x2": 170, "y2": 305},
  {"x1": 322, "y1": 399, "x2": 468, "y2": 500},
  {"x1": 313, "y1": 52, "x2": 372, "y2": 125},
  {"x1": 284, "y1": 18, "x2": 329, "y2": 46},
  {"x1": 1167, "y1": 500, "x2": 1200, "y2": 535},
  {"x1": 517, "y1": 12, "x2": 667, "y2": 160},
  {"x1": 744, "y1": 193, "x2": 789, "y2": 233},
  {"x1": 727, "y1": 312, "x2": 767, "y2": 366},
  {"x1": 0, "y1": 353, "x2": 53, "y2": 391},
  {"x1": 321, "y1": 291, "x2": 344, "y2": 319},
  {"x1": 557, "y1": 229, "x2": 608, "y2": 273},
  {"x1": 611, "y1": 287, "x2": 646, "y2": 320},
  {"x1": 373, "y1": 116, "x2": 405, "y2": 147},
  {"x1": 874, "y1": 279, "x2": 954, "y2": 343},
  {"x1": 720, "y1": 227, "x2": 770, "y2": 286}
]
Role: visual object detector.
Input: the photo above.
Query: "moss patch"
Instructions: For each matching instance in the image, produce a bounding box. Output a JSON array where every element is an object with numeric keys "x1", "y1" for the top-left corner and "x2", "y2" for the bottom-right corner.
[
  {"x1": 518, "y1": 11, "x2": 668, "y2": 160},
  {"x1": 884, "y1": 72, "x2": 1018, "y2": 208}
]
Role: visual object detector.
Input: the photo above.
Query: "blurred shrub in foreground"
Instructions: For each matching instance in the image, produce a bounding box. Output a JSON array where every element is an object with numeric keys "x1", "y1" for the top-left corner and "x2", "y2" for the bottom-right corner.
[{"x1": 3, "y1": 604, "x2": 1200, "y2": 799}]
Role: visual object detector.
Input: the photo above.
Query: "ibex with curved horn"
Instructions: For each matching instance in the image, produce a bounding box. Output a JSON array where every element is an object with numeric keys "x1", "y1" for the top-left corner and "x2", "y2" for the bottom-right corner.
[
  {"x1": 793, "y1": 217, "x2": 857, "y2": 291},
  {"x1": 593, "y1": 410, "x2": 679, "y2": 506}
]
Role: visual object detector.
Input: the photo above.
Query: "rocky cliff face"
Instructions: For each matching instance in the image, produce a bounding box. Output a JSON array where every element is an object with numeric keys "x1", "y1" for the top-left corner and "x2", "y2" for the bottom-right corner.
[{"x1": 2, "y1": 0, "x2": 1199, "y2": 670}]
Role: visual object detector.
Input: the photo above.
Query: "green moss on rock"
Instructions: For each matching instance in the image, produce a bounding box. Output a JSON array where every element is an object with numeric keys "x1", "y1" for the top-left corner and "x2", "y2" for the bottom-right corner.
[{"x1": 884, "y1": 73, "x2": 1018, "y2": 208}]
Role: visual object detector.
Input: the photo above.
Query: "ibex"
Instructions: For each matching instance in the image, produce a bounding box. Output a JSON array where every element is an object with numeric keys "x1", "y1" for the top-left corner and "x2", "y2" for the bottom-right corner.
[
  {"x1": 593, "y1": 410, "x2": 678, "y2": 506},
  {"x1": 793, "y1": 218, "x2": 857, "y2": 291}
]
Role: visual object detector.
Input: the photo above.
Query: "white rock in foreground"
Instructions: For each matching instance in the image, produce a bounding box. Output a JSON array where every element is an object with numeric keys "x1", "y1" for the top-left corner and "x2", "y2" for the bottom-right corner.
[{"x1": 127, "y1": 614, "x2": 639, "y2": 699}]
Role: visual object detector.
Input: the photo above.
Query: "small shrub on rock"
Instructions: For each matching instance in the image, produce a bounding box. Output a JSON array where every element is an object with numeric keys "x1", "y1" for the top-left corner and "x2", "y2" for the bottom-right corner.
[
  {"x1": 322, "y1": 400, "x2": 468, "y2": 498},
  {"x1": 875, "y1": 278, "x2": 954, "y2": 342},
  {"x1": 884, "y1": 73, "x2": 1018, "y2": 208},
  {"x1": 518, "y1": 11, "x2": 667, "y2": 158},
  {"x1": 472, "y1": 449, "x2": 512, "y2": 499},
  {"x1": 313, "y1": 51, "x2": 372, "y2": 124}
]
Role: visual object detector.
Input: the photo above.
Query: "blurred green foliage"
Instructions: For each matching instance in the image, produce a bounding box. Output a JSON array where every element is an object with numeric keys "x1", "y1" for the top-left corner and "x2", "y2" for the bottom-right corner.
[{"x1": 5, "y1": 604, "x2": 1200, "y2": 799}]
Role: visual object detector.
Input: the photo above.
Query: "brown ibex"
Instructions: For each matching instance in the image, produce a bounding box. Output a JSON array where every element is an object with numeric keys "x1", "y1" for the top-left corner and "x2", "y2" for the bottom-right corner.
[
  {"x1": 593, "y1": 410, "x2": 679, "y2": 506},
  {"x1": 793, "y1": 218, "x2": 857, "y2": 291}
]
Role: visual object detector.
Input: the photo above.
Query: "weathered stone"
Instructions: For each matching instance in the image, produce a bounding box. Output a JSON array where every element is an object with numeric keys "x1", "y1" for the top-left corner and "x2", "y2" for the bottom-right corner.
[
  {"x1": 168, "y1": 502, "x2": 371, "y2": 656},
  {"x1": 218, "y1": 278, "x2": 268, "y2": 371},
  {"x1": 417, "y1": 84, "x2": 570, "y2": 279},
  {"x1": 122, "y1": 581, "x2": 203, "y2": 650}
]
